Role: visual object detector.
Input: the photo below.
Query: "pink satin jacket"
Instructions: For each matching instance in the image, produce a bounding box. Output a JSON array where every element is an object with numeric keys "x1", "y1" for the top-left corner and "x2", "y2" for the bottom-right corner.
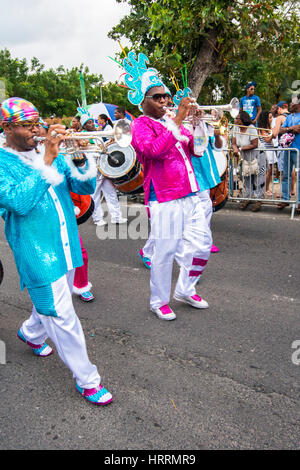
[{"x1": 131, "y1": 115, "x2": 200, "y2": 204}]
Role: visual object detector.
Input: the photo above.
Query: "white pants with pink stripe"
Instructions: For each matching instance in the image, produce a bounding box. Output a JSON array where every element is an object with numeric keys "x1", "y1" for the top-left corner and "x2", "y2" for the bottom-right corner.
[
  {"x1": 21, "y1": 269, "x2": 101, "y2": 389},
  {"x1": 149, "y1": 193, "x2": 212, "y2": 309}
]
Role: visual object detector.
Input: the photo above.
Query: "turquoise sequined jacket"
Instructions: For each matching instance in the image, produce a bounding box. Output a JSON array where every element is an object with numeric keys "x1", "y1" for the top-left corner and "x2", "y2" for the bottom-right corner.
[{"x1": 0, "y1": 147, "x2": 97, "y2": 290}]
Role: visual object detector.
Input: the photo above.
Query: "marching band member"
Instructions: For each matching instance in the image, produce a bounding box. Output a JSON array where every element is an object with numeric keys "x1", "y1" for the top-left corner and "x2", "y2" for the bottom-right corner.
[
  {"x1": 138, "y1": 91, "x2": 225, "y2": 270},
  {"x1": 124, "y1": 52, "x2": 212, "y2": 321},
  {"x1": 80, "y1": 113, "x2": 127, "y2": 226},
  {"x1": 0, "y1": 98, "x2": 113, "y2": 406}
]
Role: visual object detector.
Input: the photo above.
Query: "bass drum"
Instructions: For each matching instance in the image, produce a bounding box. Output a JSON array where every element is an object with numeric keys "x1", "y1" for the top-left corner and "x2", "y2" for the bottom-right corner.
[
  {"x1": 210, "y1": 150, "x2": 228, "y2": 212},
  {"x1": 0, "y1": 260, "x2": 3, "y2": 286},
  {"x1": 70, "y1": 193, "x2": 95, "y2": 225},
  {"x1": 97, "y1": 143, "x2": 144, "y2": 195}
]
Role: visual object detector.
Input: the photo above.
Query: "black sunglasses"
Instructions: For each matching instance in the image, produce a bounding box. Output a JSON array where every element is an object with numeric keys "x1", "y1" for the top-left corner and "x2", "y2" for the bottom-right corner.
[{"x1": 145, "y1": 93, "x2": 169, "y2": 102}]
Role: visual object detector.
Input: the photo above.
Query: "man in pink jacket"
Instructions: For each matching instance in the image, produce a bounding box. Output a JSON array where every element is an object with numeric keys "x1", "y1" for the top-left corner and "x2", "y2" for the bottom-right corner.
[{"x1": 131, "y1": 85, "x2": 212, "y2": 321}]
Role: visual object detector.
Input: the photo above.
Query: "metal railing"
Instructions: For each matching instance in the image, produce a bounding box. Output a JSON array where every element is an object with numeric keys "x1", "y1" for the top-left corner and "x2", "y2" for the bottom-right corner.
[{"x1": 227, "y1": 147, "x2": 299, "y2": 219}]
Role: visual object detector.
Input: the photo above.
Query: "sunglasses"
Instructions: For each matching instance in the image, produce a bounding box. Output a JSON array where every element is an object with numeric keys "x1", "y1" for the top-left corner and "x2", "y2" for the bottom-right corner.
[
  {"x1": 12, "y1": 121, "x2": 41, "y2": 131},
  {"x1": 145, "y1": 93, "x2": 169, "y2": 102}
]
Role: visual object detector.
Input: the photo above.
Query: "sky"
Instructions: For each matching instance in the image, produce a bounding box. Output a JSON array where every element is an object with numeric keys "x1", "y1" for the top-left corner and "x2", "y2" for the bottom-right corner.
[{"x1": 0, "y1": 0, "x2": 131, "y2": 83}]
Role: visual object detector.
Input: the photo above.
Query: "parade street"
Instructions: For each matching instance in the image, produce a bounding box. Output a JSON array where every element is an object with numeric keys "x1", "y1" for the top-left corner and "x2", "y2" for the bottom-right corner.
[{"x1": 0, "y1": 203, "x2": 300, "y2": 450}]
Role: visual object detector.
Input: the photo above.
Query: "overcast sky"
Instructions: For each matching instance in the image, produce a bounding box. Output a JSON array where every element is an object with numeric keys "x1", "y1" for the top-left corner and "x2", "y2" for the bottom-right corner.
[{"x1": 0, "y1": 0, "x2": 131, "y2": 82}]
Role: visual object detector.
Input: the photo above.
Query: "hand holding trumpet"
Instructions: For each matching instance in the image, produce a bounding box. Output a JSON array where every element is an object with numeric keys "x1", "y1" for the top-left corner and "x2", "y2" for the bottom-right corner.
[{"x1": 44, "y1": 124, "x2": 67, "y2": 166}]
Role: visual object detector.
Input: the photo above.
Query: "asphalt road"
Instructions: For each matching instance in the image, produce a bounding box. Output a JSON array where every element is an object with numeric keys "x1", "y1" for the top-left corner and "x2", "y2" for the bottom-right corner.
[{"x1": 0, "y1": 202, "x2": 300, "y2": 450}]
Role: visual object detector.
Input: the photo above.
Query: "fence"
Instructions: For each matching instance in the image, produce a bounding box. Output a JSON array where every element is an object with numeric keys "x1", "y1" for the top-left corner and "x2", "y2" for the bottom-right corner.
[{"x1": 227, "y1": 147, "x2": 299, "y2": 219}]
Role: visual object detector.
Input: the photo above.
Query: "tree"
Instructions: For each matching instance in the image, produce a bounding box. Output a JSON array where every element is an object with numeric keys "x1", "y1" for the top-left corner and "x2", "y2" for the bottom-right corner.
[
  {"x1": 109, "y1": 0, "x2": 300, "y2": 104},
  {"x1": 0, "y1": 49, "x2": 138, "y2": 118}
]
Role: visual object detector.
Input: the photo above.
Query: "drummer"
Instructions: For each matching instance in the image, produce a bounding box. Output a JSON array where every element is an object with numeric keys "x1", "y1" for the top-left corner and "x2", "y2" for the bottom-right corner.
[{"x1": 80, "y1": 113, "x2": 127, "y2": 226}]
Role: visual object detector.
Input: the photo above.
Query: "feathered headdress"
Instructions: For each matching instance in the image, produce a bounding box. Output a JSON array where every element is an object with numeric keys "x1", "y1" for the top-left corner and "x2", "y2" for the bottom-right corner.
[{"x1": 123, "y1": 51, "x2": 165, "y2": 107}]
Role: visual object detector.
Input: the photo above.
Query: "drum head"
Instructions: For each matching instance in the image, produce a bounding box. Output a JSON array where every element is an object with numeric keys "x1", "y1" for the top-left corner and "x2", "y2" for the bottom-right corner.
[
  {"x1": 213, "y1": 150, "x2": 227, "y2": 177},
  {"x1": 98, "y1": 144, "x2": 136, "y2": 179}
]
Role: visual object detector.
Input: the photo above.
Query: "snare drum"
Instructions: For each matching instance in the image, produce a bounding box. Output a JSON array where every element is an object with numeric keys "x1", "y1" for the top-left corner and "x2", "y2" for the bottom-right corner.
[
  {"x1": 210, "y1": 151, "x2": 228, "y2": 212},
  {"x1": 97, "y1": 143, "x2": 144, "y2": 194}
]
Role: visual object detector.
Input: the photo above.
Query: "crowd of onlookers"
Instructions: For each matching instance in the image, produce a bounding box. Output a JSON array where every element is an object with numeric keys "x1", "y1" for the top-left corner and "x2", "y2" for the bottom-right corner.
[{"x1": 231, "y1": 81, "x2": 300, "y2": 212}]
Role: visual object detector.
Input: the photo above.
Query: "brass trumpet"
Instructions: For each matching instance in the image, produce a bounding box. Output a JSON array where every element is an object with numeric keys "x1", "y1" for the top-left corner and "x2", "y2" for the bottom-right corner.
[{"x1": 34, "y1": 119, "x2": 132, "y2": 159}]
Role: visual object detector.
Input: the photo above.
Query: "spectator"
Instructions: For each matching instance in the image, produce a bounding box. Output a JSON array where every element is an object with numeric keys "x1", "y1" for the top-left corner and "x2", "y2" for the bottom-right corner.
[
  {"x1": 232, "y1": 110, "x2": 262, "y2": 211},
  {"x1": 70, "y1": 116, "x2": 81, "y2": 132},
  {"x1": 271, "y1": 101, "x2": 290, "y2": 185},
  {"x1": 257, "y1": 111, "x2": 277, "y2": 196},
  {"x1": 277, "y1": 97, "x2": 300, "y2": 210},
  {"x1": 114, "y1": 106, "x2": 130, "y2": 125},
  {"x1": 97, "y1": 114, "x2": 113, "y2": 132},
  {"x1": 240, "y1": 81, "x2": 262, "y2": 126}
]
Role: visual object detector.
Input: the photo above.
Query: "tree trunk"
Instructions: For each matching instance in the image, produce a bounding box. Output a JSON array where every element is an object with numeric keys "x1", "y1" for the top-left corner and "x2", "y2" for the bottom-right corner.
[{"x1": 188, "y1": 30, "x2": 224, "y2": 99}]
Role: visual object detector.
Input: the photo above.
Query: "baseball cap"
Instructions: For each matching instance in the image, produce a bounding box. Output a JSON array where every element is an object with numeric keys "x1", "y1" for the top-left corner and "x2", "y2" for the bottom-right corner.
[{"x1": 276, "y1": 101, "x2": 288, "y2": 108}]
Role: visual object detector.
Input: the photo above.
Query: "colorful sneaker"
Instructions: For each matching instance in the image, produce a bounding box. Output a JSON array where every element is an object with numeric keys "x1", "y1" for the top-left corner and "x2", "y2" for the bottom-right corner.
[
  {"x1": 150, "y1": 304, "x2": 176, "y2": 321},
  {"x1": 138, "y1": 249, "x2": 151, "y2": 269},
  {"x1": 17, "y1": 329, "x2": 53, "y2": 357},
  {"x1": 211, "y1": 244, "x2": 219, "y2": 253},
  {"x1": 79, "y1": 291, "x2": 95, "y2": 302},
  {"x1": 173, "y1": 294, "x2": 209, "y2": 309},
  {"x1": 75, "y1": 383, "x2": 113, "y2": 406}
]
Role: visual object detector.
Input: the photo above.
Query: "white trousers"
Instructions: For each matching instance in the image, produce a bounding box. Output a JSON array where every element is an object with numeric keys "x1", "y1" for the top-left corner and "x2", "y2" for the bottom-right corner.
[
  {"x1": 143, "y1": 190, "x2": 213, "y2": 260},
  {"x1": 21, "y1": 269, "x2": 101, "y2": 389},
  {"x1": 92, "y1": 174, "x2": 122, "y2": 222},
  {"x1": 148, "y1": 194, "x2": 212, "y2": 309}
]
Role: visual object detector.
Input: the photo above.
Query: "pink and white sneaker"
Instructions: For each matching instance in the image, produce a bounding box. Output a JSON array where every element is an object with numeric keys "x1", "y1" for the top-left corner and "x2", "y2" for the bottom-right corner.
[
  {"x1": 17, "y1": 329, "x2": 53, "y2": 357},
  {"x1": 173, "y1": 294, "x2": 209, "y2": 309},
  {"x1": 150, "y1": 304, "x2": 176, "y2": 321},
  {"x1": 211, "y1": 245, "x2": 219, "y2": 253}
]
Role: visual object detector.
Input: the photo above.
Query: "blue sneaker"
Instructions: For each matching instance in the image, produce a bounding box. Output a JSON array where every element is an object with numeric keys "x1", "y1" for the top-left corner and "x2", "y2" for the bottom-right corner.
[
  {"x1": 138, "y1": 249, "x2": 151, "y2": 269},
  {"x1": 79, "y1": 291, "x2": 95, "y2": 302},
  {"x1": 17, "y1": 329, "x2": 53, "y2": 357},
  {"x1": 75, "y1": 383, "x2": 113, "y2": 406}
]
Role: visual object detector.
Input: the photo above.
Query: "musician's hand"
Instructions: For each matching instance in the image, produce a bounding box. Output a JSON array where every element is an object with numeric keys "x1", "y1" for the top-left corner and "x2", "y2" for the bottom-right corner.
[
  {"x1": 174, "y1": 97, "x2": 194, "y2": 126},
  {"x1": 44, "y1": 124, "x2": 66, "y2": 166}
]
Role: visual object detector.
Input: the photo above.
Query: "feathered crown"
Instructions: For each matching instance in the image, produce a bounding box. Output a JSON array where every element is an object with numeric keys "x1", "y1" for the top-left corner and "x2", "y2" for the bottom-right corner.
[
  {"x1": 173, "y1": 87, "x2": 192, "y2": 109},
  {"x1": 123, "y1": 51, "x2": 164, "y2": 106}
]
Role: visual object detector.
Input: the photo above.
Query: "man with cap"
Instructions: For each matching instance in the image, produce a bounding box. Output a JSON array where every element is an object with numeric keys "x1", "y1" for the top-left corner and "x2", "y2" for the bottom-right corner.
[
  {"x1": 80, "y1": 113, "x2": 127, "y2": 226},
  {"x1": 0, "y1": 97, "x2": 113, "y2": 406},
  {"x1": 240, "y1": 81, "x2": 262, "y2": 125}
]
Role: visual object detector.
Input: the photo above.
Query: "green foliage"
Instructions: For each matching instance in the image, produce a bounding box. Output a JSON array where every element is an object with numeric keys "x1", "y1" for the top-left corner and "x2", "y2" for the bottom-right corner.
[
  {"x1": 0, "y1": 49, "x2": 137, "y2": 118},
  {"x1": 110, "y1": 0, "x2": 300, "y2": 104}
]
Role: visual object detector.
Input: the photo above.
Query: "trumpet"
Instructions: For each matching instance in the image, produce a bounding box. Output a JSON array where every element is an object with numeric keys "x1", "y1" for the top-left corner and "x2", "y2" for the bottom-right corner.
[
  {"x1": 34, "y1": 119, "x2": 132, "y2": 160},
  {"x1": 191, "y1": 97, "x2": 240, "y2": 120}
]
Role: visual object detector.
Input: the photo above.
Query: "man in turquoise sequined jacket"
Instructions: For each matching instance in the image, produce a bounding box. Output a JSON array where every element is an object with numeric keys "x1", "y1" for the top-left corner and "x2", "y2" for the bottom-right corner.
[{"x1": 0, "y1": 97, "x2": 113, "y2": 406}]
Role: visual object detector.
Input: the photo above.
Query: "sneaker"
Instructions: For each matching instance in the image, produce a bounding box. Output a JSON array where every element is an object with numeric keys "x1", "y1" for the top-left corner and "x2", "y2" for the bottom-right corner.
[
  {"x1": 94, "y1": 220, "x2": 107, "y2": 226},
  {"x1": 138, "y1": 249, "x2": 151, "y2": 269},
  {"x1": 111, "y1": 217, "x2": 127, "y2": 224},
  {"x1": 79, "y1": 291, "x2": 94, "y2": 302},
  {"x1": 150, "y1": 304, "x2": 176, "y2": 321},
  {"x1": 173, "y1": 294, "x2": 209, "y2": 309},
  {"x1": 75, "y1": 383, "x2": 113, "y2": 406},
  {"x1": 211, "y1": 244, "x2": 219, "y2": 253},
  {"x1": 17, "y1": 328, "x2": 53, "y2": 357}
]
